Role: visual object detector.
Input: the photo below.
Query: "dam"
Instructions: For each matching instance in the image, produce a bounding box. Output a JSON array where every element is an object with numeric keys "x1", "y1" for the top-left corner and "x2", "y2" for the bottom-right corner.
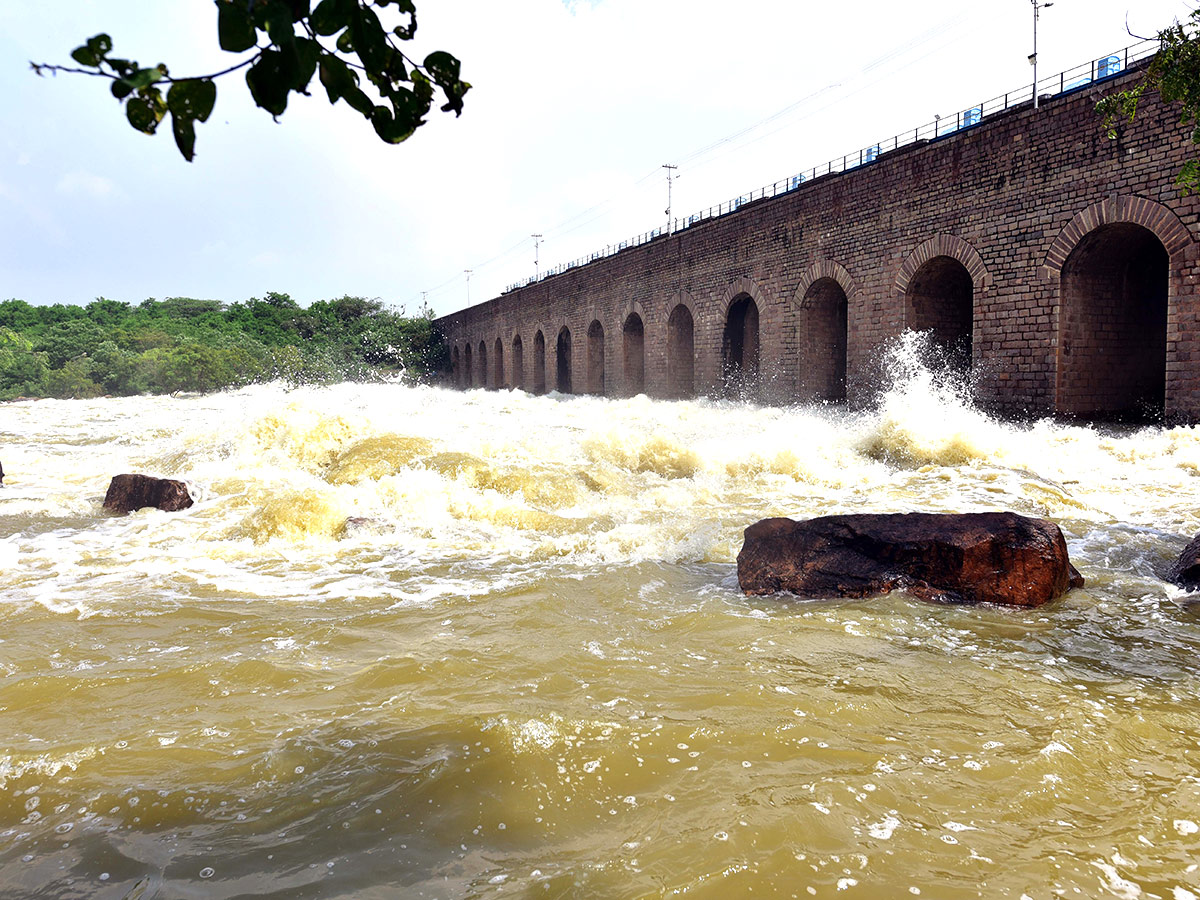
[{"x1": 436, "y1": 44, "x2": 1200, "y2": 422}]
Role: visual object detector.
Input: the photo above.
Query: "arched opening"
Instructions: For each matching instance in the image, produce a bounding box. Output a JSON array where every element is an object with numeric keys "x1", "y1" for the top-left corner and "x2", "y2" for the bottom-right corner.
[
  {"x1": 1058, "y1": 223, "x2": 1169, "y2": 420},
  {"x1": 905, "y1": 256, "x2": 973, "y2": 370},
  {"x1": 667, "y1": 304, "x2": 695, "y2": 399},
  {"x1": 452, "y1": 346, "x2": 461, "y2": 388},
  {"x1": 622, "y1": 312, "x2": 645, "y2": 395},
  {"x1": 586, "y1": 320, "x2": 605, "y2": 395},
  {"x1": 512, "y1": 335, "x2": 524, "y2": 391},
  {"x1": 478, "y1": 340, "x2": 488, "y2": 389},
  {"x1": 533, "y1": 330, "x2": 546, "y2": 395},
  {"x1": 556, "y1": 326, "x2": 573, "y2": 394},
  {"x1": 722, "y1": 294, "x2": 760, "y2": 398},
  {"x1": 494, "y1": 337, "x2": 505, "y2": 389},
  {"x1": 464, "y1": 343, "x2": 473, "y2": 388},
  {"x1": 800, "y1": 278, "x2": 848, "y2": 401}
]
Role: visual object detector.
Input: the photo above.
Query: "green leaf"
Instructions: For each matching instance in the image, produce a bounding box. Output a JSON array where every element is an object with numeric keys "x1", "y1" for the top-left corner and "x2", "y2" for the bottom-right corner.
[
  {"x1": 167, "y1": 79, "x2": 217, "y2": 122},
  {"x1": 217, "y1": 1, "x2": 257, "y2": 53},
  {"x1": 261, "y1": 0, "x2": 297, "y2": 47},
  {"x1": 409, "y1": 68, "x2": 433, "y2": 104},
  {"x1": 379, "y1": 46, "x2": 406, "y2": 83},
  {"x1": 124, "y1": 66, "x2": 166, "y2": 91},
  {"x1": 371, "y1": 105, "x2": 417, "y2": 144},
  {"x1": 86, "y1": 34, "x2": 113, "y2": 58},
  {"x1": 386, "y1": 0, "x2": 417, "y2": 39},
  {"x1": 106, "y1": 58, "x2": 136, "y2": 80},
  {"x1": 344, "y1": 84, "x2": 374, "y2": 117},
  {"x1": 245, "y1": 49, "x2": 290, "y2": 116},
  {"x1": 71, "y1": 46, "x2": 99, "y2": 67},
  {"x1": 171, "y1": 111, "x2": 198, "y2": 161},
  {"x1": 318, "y1": 53, "x2": 373, "y2": 115},
  {"x1": 125, "y1": 90, "x2": 166, "y2": 135},
  {"x1": 111, "y1": 80, "x2": 133, "y2": 101},
  {"x1": 318, "y1": 53, "x2": 354, "y2": 103},
  {"x1": 311, "y1": 0, "x2": 351, "y2": 36},
  {"x1": 288, "y1": 38, "x2": 320, "y2": 92},
  {"x1": 349, "y1": 4, "x2": 387, "y2": 71}
]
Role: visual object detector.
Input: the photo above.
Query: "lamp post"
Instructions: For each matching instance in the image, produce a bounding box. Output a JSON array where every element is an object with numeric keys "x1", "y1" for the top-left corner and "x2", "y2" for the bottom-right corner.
[
  {"x1": 1031, "y1": 0, "x2": 1053, "y2": 110},
  {"x1": 663, "y1": 164, "x2": 678, "y2": 236},
  {"x1": 465, "y1": 269, "x2": 473, "y2": 305},
  {"x1": 532, "y1": 234, "x2": 542, "y2": 279}
]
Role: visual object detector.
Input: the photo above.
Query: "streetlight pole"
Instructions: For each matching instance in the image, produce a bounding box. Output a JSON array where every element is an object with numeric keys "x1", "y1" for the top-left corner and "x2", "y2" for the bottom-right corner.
[
  {"x1": 1031, "y1": 0, "x2": 1053, "y2": 110},
  {"x1": 464, "y1": 269, "x2": 473, "y2": 305},
  {"x1": 532, "y1": 234, "x2": 542, "y2": 279},
  {"x1": 663, "y1": 164, "x2": 678, "y2": 236}
]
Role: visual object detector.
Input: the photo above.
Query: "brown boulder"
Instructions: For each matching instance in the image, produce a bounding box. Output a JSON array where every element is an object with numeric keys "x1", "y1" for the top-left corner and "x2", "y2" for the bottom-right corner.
[
  {"x1": 103, "y1": 474, "x2": 193, "y2": 513},
  {"x1": 737, "y1": 512, "x2": 1083, "y2": 608},
  {"x1": 1167, "y1": 534, "x2": 1200, "y2": 590}
]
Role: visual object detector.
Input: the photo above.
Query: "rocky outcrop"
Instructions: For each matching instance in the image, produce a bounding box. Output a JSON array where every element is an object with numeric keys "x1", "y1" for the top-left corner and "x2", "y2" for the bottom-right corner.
[
  {"x1": 737, "y1": 512, "x2": 1083, "y2": 607},
  {"x1": 102, "y1": 474, "x2": 193, "y2": 513},
  {"x1": 1167, "y1": 534, "x2": 1200, "y2": 590}
]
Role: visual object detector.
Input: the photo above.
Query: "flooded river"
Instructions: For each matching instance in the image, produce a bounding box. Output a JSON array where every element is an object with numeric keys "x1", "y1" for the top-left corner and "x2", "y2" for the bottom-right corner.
[{"x1": 2, "y1": 350, "x2": 1200, "y2": 899}]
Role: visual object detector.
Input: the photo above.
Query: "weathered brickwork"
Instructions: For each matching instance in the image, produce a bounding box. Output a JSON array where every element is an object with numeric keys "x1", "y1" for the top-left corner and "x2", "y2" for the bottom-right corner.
[{"x1": 436, "y1": 62, "x2": 1200, "y2": 421}]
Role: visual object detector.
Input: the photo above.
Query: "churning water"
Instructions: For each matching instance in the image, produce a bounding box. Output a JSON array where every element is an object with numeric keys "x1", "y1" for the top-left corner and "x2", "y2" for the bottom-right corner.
[{"x1": 3, "y1": 346, "x2": 1200, "y2": 899}]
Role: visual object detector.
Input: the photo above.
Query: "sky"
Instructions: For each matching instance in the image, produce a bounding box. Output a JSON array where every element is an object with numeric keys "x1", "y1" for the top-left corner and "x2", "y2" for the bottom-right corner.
[{"x1": 0, "y1": 0, "x2": 1192, "y2": 317}]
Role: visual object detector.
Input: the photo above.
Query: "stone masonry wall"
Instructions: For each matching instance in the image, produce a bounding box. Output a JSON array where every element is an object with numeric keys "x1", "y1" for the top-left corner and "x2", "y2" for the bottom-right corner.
[{"x1": 436, "y1": 62, "x2": 1200, "y2": 421}]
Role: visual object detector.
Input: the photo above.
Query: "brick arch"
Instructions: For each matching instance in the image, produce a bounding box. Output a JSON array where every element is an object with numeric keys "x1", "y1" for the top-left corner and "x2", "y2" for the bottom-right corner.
[
  {"x1": 620, "y1": 299, "x2": 646, "y2": 326},
  {"x1": 1039, "y1": 195, "x2": 1194, "y2": 279},
  {"x1": 1046, "y1": 195, "x2": 1191, "y2": 420},
  {"x1": 791, "y1": 259, "x2": 859, "y2": 308},
  {"x1": 665, "y1": 291, "x2": 698, "y2": 324},
  {"x1": 895, "y1": 234, "x2": 991, "y2": 295},
  {"x1": 719, "y1": 276, "x2": 772, "y2": 318},
  {"x1": 664, "y1": 292, "x2": 698, "y2": 400}
]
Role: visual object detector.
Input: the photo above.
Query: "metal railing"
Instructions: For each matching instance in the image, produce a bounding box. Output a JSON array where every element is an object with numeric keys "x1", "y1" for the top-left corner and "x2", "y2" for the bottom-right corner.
[{"x1": 504, "y1": 38, "x2": 1157, "y2": 295}]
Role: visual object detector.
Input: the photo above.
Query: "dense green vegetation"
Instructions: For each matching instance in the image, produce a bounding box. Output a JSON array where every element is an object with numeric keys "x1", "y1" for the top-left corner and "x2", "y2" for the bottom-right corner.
[{"x1": 0, "y1": 293, "x2": 447, "y2": 400}]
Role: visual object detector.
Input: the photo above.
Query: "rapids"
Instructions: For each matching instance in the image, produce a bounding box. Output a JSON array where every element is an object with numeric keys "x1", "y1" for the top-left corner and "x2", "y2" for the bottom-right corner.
[{"x1": 2, "y1": 350, "x2": 1200, "y2": 899}]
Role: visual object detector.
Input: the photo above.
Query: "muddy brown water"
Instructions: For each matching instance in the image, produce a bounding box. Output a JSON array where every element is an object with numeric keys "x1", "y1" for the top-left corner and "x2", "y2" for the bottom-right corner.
[{"x1": 2, "y1": 356, "x2": 1200, "y2": 898}]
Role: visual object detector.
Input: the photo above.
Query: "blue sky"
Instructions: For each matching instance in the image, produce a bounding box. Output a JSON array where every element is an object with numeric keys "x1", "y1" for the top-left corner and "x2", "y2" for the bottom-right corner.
[{"x1": 0, "y1": 0, "x2": 1191, "y2": 316}]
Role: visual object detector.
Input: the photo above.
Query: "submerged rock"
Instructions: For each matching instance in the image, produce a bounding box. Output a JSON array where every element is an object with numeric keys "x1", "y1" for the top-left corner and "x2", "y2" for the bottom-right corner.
[
  {"x1": 737, "y1": 511, "x2": 1083, "y2": 608},
  {"x1": 1167, "y1": 534, "x2": 1200, "y2": 591},
  {"x1": 103, "y1": 474, "x2": 193, "y2": 514}
]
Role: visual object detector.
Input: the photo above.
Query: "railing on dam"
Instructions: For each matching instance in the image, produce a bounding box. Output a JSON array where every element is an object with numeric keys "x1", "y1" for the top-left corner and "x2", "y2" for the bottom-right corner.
[{"x1": 504, "y1": 37, "x2": 1157, "y2": 295}]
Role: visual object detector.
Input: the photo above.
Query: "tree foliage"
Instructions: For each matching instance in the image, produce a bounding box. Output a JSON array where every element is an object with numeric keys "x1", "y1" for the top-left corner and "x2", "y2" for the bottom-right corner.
[
  {"x1": 1099, "y1": 9, "x2": 1200, "y2": 194},
  {"x1": 31, "y1": 1, "x2": 470, "y2": 161},
  {"x1": 0, "y1": 294, "x2": 446, "y2": 400}
]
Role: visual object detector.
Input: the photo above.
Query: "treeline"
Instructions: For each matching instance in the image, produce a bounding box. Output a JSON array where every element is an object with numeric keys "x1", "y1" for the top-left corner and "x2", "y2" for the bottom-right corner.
[{"x1": 0, "y1": 293, "x2": 448, "y2": 400}]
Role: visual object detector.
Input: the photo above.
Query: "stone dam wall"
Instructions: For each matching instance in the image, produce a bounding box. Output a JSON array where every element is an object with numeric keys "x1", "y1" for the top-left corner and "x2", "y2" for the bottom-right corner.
[{"x1": 436, "y1": 61, "x2": 1200, "y2": 422}]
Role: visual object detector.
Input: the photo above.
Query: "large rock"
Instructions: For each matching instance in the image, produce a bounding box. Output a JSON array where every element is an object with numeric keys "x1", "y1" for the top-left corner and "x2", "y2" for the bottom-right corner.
[
  {"x1": 737, "y1": 512, "x2": 1083, "y2": 607},
  {"x1": 1167, "y1": 534, "x2": 1200, "y2": 590},
  {"x1": 103, "y1": 474, "x2": 193, "y2": 513}
]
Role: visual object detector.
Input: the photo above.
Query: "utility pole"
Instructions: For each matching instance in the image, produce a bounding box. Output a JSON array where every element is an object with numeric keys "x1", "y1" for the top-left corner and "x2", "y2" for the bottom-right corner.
[
  {"x1": 532, "y1": 234, "x2": 543, "y2": 279},
  {"x1": 1031, "y1": 0, "x2": 1053, "y2": 110},
  {"x1": 663, "y1": 164, "x2": 678, "y2": 235},
  {"x1": 464, "y1": 269, "x2": 473, "y2": 305}
]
